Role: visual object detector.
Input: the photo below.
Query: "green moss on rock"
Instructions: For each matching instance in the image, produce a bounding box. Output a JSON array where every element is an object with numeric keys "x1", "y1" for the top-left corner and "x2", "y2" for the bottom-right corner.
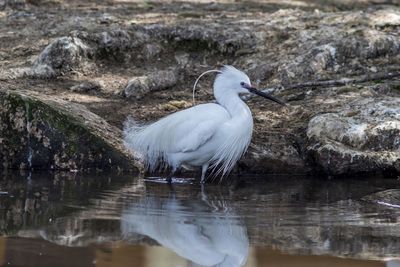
[{"x1": 0, "y1": 90, "x2": 141, "y2": 172}]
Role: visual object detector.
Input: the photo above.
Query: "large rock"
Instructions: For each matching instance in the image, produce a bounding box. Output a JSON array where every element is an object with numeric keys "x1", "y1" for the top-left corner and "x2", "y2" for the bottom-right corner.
[
  {"x1": 31, "y1": 36, "x2": 92, "y2": 78},
  {"x1": 141, "y1": 22, "x2": 257, "y2": 54},
  {"x1": 124, "y1": 69, "x2": 178, "y2": 99},
  {"x1": 240, "y1": 136, "x2": 309, "y2": 175},
  {"x1": 0, "y1": 90, "x2": 140, "y2": 171},
  {"x1": 306, "y1": 97, "x2": 400, "y2": 175}
]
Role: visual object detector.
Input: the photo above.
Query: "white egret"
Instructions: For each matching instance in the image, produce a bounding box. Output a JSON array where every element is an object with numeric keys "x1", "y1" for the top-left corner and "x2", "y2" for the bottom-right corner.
[{"x1": 123, "y1": 65, "x2": 285, "y2": 183}]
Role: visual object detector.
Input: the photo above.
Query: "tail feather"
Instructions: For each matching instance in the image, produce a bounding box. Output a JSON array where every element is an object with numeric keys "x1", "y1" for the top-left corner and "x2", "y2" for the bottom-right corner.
[{"x1": 123, "y1": 116, "x2": 178, "y2": 172}]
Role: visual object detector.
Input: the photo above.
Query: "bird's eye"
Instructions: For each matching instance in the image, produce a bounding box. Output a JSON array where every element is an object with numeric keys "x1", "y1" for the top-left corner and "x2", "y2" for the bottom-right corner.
[{"x1": 240, "y1": 82, "x2": 245, "y2": 86}]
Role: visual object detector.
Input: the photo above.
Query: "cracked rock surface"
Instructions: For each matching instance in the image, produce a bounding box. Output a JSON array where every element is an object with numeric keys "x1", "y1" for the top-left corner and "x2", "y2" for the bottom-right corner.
[{"x1": 307, "y1": 97, "x2": 400, "y2": 175}]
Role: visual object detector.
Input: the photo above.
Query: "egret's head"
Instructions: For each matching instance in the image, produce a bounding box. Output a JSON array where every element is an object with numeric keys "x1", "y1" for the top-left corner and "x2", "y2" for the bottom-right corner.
[
  {"x1": 214, "y1": 65, "x2": 251, "y2": 94},
  {"x1": 214, "y1": 65, "x2": 285, "y2": 105}
]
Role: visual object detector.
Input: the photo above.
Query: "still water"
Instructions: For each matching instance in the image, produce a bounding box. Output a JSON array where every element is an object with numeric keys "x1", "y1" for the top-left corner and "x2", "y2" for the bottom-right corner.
[{"x1": 0, "y1": 171, "x2": 400, "y2": 267}]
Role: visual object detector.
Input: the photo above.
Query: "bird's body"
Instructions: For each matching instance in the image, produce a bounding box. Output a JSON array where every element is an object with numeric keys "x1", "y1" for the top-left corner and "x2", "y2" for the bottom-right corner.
[{"x1": 124, "y1": 66, "x2": 284, "y2": 183}]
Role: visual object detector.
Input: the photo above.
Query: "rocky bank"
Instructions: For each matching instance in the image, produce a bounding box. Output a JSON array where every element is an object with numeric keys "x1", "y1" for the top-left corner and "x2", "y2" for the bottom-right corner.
[
  {"x1": 0, "y1": 90, "x2": 139, "y2": 171},
  {"x1": 0, "y1": 0, "x2": 399, "y2": 177}
]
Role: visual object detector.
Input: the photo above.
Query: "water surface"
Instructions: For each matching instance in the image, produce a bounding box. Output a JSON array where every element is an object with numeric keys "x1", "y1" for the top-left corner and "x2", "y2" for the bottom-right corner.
[{"x1": 0, "y1": 171, "x2": 400, "y2": 267}]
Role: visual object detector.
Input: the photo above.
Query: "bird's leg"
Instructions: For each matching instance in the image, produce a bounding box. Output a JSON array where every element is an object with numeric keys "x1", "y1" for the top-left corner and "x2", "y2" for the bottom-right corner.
[
  {"x1": 166, "y1": 166, "x2": 180, "y2": 184},
  {"x1": 166, "y1": 173, "x2": 172, "y2": 184},
  {"x1": 200, "y1": 163, "x2": 209, "y2": 184},
  {"x1": 174, "y1": 168, "x2": 182, "y2": 176},
  {"x1": 166, "y1": 170, "x2": 174, "y2": 184}
]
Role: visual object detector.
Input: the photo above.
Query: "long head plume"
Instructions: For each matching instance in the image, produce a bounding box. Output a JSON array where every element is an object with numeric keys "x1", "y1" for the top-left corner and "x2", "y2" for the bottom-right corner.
[{"x1": 192, "y1": 69, "x2": 222, "y2": 105}]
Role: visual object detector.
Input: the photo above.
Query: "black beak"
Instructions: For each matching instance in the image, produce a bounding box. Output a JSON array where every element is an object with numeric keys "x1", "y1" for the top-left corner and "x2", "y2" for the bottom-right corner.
[{"x1": 246, "y1": 86, "x2": 286, "y2": 106}]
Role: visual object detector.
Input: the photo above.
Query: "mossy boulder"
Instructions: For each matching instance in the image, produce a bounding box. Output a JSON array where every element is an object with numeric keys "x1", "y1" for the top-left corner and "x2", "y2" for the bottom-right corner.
[{"x1": 0, "y1": 90, "x2": 140, "y2": 172}]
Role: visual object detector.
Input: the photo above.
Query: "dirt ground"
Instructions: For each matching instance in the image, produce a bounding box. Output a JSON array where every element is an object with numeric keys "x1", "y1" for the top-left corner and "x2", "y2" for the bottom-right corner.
[{"x1": 0, "y1": 0, "x2": 396, "y2": 125}]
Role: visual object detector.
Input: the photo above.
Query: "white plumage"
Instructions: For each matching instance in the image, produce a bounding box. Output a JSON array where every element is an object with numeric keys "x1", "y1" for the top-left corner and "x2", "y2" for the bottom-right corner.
[
  {"x1": 124, "y1": 65, "x2": 284, "y2": 183},
  {"x1": 121, "y1": 195, "x2": 249, "y2": 267}
]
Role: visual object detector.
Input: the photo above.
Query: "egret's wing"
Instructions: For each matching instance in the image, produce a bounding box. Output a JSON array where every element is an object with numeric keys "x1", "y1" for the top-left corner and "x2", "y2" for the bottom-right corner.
[
  {"x1": 175, "y1": 120, "x2": 220, "y2": 153},
  {"x1": 123, "y1": 103, "x2": 229, "y2": 170}
]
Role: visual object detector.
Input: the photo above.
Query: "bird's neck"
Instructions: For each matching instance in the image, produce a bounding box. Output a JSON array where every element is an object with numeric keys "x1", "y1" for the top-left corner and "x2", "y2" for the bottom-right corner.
[{"x1": 214, "y1": 90, "x2": 252, "y2": 119}]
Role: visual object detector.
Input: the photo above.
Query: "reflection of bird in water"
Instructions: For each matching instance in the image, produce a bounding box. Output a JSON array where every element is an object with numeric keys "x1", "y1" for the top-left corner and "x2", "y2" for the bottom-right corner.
[
  {"x1": 39, "y1": 218, "x2": 88, "y2": 247},
  {"x1": 388, "y1": 260, "x2": 400, "y2": 267},
  {"x1": 121, "y1": 191, "x2": 249, "y2": 267}
]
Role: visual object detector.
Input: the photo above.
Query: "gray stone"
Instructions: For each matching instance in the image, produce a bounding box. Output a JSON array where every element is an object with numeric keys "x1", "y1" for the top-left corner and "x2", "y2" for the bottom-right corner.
[
  {"x1": 142, "y1": 23, "x2": 257, "y2": 54},
  {"x1": 124, "y1": 70, "x2": 177, "y2": 99},
  {"x1": 96, "y1": 30, "x2": 132, "y2": 56},
  {"x1": 142, "y1": 43, "x2": 162, "y2": 59},
  {"x1": 306, "y1": 97, "x2": 400, "y2": 175},
  {"x1": 32, "y1": 36, "x2": 91, "y2": 78},
  {"x1": 241, "y1": 139, "x2": 309, "y2": 175}
]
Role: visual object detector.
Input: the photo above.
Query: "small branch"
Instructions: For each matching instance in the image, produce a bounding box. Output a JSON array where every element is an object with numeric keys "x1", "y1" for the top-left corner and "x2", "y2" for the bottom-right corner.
[{"x1": 242, "y1": 71, "x2": 400, "y2": 100}]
